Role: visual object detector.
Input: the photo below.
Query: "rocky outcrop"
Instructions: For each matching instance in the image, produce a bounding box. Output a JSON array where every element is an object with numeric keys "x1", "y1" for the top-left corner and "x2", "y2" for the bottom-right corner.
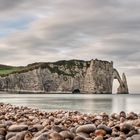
[
  {"x1": 113, "y1": 69, "x2": 129, "y2": 94},
  {"x1": 0, "y1": 59, "x2": 129, "y2": 94}
]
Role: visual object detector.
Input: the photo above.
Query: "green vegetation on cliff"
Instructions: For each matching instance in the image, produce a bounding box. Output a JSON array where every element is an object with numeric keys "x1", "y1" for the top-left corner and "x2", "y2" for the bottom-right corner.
[
  {"x1": 0, "y1": 60, "x2": 91, "y2": 77},
  {"x1": 0, "y1": 65, "x2": 22, "y2": 76}
]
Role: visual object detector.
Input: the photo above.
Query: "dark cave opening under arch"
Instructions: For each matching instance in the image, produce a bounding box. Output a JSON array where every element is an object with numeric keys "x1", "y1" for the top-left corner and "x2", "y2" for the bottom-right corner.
[{"x1": 72, "y1": 89, "x2": 80, "y2": 94}]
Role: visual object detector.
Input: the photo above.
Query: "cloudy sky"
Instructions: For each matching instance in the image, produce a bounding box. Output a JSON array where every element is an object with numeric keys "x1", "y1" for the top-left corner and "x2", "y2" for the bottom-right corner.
[{"x1": 0, "y1": 0, "x2": 140, "y2": 93}]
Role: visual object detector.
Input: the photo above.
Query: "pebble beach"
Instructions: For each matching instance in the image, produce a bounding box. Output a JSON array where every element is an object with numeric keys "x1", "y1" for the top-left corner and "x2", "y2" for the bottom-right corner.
[{"x1": 0, "y1": 103, "x2": 140, "y2": 140}]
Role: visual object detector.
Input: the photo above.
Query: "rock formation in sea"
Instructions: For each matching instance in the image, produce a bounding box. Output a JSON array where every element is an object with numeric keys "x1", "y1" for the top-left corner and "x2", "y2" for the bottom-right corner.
[{"x1": 0, "y1": 59, "x2": 129, "y2": 94}]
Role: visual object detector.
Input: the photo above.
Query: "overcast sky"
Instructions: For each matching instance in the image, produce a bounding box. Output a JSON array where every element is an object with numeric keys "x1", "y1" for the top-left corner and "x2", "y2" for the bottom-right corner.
[{"x1": 0, "y1": 0, "x2": 140, "y2": 93}]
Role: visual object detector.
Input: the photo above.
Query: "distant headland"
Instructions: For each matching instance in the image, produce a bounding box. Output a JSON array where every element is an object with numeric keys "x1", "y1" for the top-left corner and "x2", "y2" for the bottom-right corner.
[{"x1": 0, "y1": 59, "x2": 129, "y2": 94}]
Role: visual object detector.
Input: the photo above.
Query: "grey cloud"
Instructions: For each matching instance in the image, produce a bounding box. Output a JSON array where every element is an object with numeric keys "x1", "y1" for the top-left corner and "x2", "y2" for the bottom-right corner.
[
  {"x1": 0, "y1": 0, "x2": 140, "y2": 92},
  {"x1": 0, "y1": 0, "x2": 21, "y2": 11}
]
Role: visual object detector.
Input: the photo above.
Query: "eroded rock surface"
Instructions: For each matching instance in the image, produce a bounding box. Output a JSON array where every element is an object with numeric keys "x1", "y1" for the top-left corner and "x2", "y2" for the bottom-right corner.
[{"x1": 0, "y1": 59, "x2": 129, "y2": 94}]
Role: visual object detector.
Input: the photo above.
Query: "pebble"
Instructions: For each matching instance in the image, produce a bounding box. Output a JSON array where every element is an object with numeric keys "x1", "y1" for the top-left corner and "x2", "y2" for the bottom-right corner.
[
  {"x1": 5, "y1": 132, "x2": 17, "y2": 140},
  {"x1": 97, "y1": 124, "x2": 112, "y2": 134},
  {"x1": 95, "y1": 129, "x2": 106, "y2": 136},
  {"x1": 33, "y1": 132, "x2": 48, "y2": 140},
  {"x1": 131, "y1": 134, "x2": 140, "y2": 140},
  {"x1": 94, "y1": 136, "x2": 103, "y2": 140},
  {"x1": 60, "y1": 131, "x2": 74, "y2": 139},
  {"x1": 50, "y1": 132, "x2": 64, "y2": 140},
  {"x1": 0, "y1": 135, "x2": 5, "y2": 140},
  {"x1": 77, "y1": 132, "x2": 89, "y2": 138},
  {"x1": 120, "y1": 123, "x2": 134, "y2": 134},
  {"x1": 76, "y1": 124, "x2": 96, "y2": 133},
  {"x1": 0, "y1": 103, "x2": 139, "y2": 140},
  {"x1": 0, "y1": 128, "x2": 6, "y2": 136},
  {"x1": 8, "y1": 125, "x2": 28, "y2": 132},
  {"x1": 74, "y1": 136, "x2": 86, "y2": 140}
]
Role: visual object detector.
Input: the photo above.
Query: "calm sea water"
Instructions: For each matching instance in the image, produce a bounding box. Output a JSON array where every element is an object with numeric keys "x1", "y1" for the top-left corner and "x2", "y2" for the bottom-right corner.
[{"x1": 0, "y1": 93, "x2": 140, "y2": 114}]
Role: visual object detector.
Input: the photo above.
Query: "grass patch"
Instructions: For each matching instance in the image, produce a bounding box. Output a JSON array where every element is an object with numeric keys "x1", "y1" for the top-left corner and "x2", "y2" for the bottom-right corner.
[{"x1": 0, "y1": 67, "x2": 21, "y2": 76}]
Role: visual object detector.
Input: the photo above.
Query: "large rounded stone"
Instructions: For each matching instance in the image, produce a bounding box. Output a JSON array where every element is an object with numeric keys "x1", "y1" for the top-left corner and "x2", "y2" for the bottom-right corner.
[
  {"x1": 8, "y1": 125, "x2": 28, "y2": 132},
  {"x1": 76, "y1": 124, "x2": 96, "y2": 133}
]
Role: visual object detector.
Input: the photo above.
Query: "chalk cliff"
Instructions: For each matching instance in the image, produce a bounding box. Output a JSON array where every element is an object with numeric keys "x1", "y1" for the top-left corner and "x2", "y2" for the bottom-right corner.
[{"x1": 0, "y1": 59, "x2": 129, "y2": 94}]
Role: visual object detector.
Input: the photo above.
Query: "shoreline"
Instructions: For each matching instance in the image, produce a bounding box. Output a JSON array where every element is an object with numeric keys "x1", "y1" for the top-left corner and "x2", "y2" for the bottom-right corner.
[
  {"x1": 0, "y1": 103, "x2": 140, "y2": 140},
  {"x1": 0, "y1": 91, "x2": 131, "y2": 94}
]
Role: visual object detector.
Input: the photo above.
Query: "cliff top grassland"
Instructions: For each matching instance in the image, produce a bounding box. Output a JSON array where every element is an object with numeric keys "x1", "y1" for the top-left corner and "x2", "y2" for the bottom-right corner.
[{"x1": 0, "y1": 65, "x2": 21, "y2": 75}]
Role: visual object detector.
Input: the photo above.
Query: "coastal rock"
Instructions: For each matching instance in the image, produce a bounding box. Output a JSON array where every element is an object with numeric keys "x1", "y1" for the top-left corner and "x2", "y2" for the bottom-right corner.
[{"x1": 0, "y1": 59, "x2": 129, "y2": 94}]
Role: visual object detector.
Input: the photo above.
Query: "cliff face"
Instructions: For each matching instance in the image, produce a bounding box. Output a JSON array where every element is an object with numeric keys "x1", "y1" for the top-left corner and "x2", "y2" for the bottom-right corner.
[{"x1": 0, "y1": 59, "x2": 129, "y2": 94}]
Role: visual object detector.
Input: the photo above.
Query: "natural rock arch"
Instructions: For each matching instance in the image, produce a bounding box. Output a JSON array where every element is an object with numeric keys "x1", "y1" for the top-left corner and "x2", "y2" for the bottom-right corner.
[
  {"x1": 0, "y1": 59, "x2": 129, "y2": 94},
  {"x1": 113, "y1": 69, "x2": 129, "y2": 94}
]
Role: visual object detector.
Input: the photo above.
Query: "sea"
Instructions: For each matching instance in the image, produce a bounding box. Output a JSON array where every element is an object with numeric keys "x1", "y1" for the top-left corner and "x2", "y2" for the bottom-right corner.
[{"x1": 0, "y1": 93, "x2": 140, "y2": 114}]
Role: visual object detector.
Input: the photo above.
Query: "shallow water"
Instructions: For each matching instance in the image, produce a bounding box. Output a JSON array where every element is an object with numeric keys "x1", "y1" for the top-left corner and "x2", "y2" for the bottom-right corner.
[{"x1": 0, "y1": 93, "x2": 140, "y2": 114}]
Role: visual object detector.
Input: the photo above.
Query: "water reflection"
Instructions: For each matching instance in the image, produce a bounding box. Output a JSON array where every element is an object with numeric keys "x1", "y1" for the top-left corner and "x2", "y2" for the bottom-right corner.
[
  {"x1": 112, "y1": 96, "x2": 126, "y2": 113},
  {"x1": 0, "y1": 93, "x2": 139, "y2": 113}
]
